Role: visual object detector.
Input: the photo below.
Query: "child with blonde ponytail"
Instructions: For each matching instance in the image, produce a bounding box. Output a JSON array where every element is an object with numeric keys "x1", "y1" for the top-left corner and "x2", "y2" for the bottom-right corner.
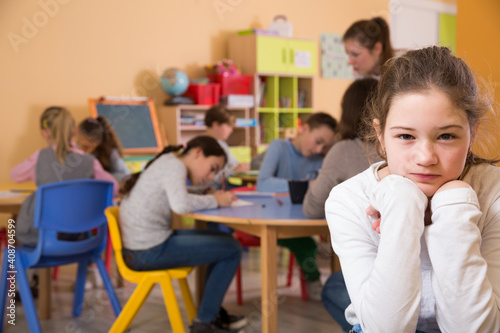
[{"x1": 11, "y1": 106, "x2": 119, "y2": 246}]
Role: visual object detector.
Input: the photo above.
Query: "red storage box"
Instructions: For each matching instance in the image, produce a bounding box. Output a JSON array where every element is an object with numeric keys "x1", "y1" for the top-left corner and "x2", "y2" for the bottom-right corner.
[
  {"x1": 184, "y1": 83, "x2": 221, "y2": 105},
  {"x1": 208, "y1": 74, "x2": 252, "y2": 96}
]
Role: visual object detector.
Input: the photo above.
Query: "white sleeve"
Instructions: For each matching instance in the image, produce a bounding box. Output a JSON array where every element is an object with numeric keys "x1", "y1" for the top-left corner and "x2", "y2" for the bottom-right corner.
[
  {"x1": 327, "y1": 175, "x2": 428, "y2": 332},
  {"x1": 426, "y1": 188, "x2": 500, "y2": 332}
]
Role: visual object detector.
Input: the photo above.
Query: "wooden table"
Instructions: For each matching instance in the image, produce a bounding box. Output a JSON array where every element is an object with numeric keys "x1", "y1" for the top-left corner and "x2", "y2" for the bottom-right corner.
[
  {"x1": 0, "y1": 182, "x2": 35, "y2": 215},
  {"x1": 185, "y1": 195, "x2": 336, "y2": 333},
  {"x1": 0, "y1": 181, "x2": 53, "y2": 320}
]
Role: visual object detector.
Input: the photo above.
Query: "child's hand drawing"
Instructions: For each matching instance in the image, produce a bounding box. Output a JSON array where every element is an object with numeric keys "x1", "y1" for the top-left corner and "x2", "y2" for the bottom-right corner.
[{"x1": 214, "y1": 191, "x2": 237, "y2": 207}]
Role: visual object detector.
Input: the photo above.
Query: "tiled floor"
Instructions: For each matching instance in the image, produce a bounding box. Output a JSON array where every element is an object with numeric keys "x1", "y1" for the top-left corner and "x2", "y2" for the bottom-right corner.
[{"x1": 2, "y1": 244, "x2": 344, "y2": 333}]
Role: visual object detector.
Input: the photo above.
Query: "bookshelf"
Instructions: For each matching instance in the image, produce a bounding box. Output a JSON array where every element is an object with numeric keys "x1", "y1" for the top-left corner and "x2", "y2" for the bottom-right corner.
[
  {"x1": 156, "y1": 104, "x2": 258, "y2": 160},
  {"x1": 228, "y1": 34, "x2": 317, "y2": 144}
]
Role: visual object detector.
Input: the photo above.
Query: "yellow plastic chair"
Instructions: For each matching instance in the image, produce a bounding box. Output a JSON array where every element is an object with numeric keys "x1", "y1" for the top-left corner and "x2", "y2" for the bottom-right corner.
[{"x1": 105, "y1": 206, "x2": 197, "y2": 333}]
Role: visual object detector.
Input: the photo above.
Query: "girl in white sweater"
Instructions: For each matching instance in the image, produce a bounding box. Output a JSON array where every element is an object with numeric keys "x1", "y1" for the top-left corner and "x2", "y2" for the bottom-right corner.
[{"x1": 325, "y1": 46, "x2": 500, "y2": 333}]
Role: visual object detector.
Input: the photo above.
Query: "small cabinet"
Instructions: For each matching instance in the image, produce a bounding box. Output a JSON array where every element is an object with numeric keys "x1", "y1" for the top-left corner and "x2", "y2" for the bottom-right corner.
[{"x1": 229, "y1": 35, "x2": 317, "y2": 76}]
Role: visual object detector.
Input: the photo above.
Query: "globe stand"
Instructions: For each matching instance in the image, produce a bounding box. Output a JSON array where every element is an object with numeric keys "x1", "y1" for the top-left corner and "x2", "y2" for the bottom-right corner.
[{"x1": 164, "y1": 95, "x2": 195, "y2": 105}]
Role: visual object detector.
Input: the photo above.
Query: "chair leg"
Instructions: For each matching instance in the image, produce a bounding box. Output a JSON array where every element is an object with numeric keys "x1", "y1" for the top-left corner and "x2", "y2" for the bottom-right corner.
[
  {"x1": 159, "y1": 278, "x2": 186, "y2": 333},
  {"x1": 287, "y1": 253, "x2": 308, "y2": 300},
  {"x1": 178, "y1": 278, "x2": 196, "y2": 323},
  {"x1": 236, "y1": 264, "x2": 243, "y2": 305},
  {"x1": 299, "y1": 268, "x2": 308, "y2": 301},
  {"x1": 286, "y1": 253, "x2": 295, "y2": 287},
  {"x1": 16, "y1": 260, "x2": 42, "y2": 333},
  {"x1": 109, "y1": 280, "x2": 155, "y2": 333},
  {"x1": 72, "y1": 260, "x2": 89, "y2": 317},
  {"x1": 94, "y1": 258, "x2": 121, "y2": 317},
  {"x1": 105, "y1": 232, "x2": 112, "y2": 274}
]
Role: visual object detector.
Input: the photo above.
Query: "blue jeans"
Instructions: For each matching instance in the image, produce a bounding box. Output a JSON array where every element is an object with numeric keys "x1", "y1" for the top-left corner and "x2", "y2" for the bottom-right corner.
[
  {"x1": 322, "y1": 271, "x2": 352, "y2": 332},
  {"x1": 122, "y1": 229, "x2": 242, "y2": 323},
  {"x1": 326, "y1": 272, "x2": 428, "y2": 333}
]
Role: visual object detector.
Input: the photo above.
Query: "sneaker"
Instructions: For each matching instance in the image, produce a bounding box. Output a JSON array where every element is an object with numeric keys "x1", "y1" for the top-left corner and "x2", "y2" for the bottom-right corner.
[
  {"x1": 214, "y1": 307, "x2": 248, "y2": 330},
  {"x1": 191, "y1": 320, "x2": 241, "y2": 333},
  {"x1": 306, "y1": 279, "x2": 322, "y2": 301}
]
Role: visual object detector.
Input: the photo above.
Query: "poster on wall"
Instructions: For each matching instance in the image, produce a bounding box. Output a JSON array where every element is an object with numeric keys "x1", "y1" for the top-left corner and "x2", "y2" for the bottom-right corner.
[{"x1": 320, "y1": 33, "x2": 354, "y2": 79}]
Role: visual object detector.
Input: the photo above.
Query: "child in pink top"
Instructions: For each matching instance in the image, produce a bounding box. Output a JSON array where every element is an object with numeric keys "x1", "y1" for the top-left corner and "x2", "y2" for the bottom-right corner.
[{"x1": 11, "y1": 106, "x2": 118, "y2": 246}]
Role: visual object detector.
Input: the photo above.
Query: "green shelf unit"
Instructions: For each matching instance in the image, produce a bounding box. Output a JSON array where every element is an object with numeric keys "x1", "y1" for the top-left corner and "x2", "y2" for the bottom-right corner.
[
  {"x1": 228, "y1": 35, "x2": 317, "y2": 147},
  {"x1": 256, "y1": 75, "x2": 314, "y2": 144},
  {"x1": 278, "y1": 77, "x2": 295, "y2": 108},
  {"x1": 258, "y1": 108, "x2": 276, "y2": 113},
  {"x1": 263, "y1": 76, "x2": 279, "y2": 108},
  {"x1": 259, "y1": 112, "x2": 279, "y2": 144},
  {"x1": 279, "y1": 113, "x2": 297, "y2": 129},
  {"x1": 228, "y1": 146, "x2": 253, "y2": 164}
]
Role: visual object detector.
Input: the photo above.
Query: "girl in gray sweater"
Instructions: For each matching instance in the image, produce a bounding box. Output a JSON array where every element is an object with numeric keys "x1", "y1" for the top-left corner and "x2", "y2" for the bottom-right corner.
[{"x1": 119, "y1": 136, "x2": 246, "y2": 333}]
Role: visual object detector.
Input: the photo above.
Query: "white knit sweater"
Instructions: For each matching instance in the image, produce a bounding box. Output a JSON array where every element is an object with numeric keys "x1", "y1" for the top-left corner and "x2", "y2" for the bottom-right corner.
[{"x1": 325, "y1": 161, "x2": 500, "y2": 333}]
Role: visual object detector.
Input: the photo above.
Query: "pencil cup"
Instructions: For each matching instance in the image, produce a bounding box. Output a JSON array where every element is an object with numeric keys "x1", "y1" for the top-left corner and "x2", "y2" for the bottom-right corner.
[{"x1": 288, "y1": 180, "x2": 308, "y2": 204}]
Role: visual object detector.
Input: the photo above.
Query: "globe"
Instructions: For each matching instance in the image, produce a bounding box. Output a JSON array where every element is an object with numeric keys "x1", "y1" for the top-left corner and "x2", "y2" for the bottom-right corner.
[{"x1": 160, "y1": 68, "x2": 189, "y2": 96}]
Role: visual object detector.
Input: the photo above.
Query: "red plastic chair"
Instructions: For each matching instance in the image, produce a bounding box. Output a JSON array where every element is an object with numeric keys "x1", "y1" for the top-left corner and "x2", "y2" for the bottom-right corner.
[{"x1": 233, "y1": 230, "x2": 307, "y2": 305}]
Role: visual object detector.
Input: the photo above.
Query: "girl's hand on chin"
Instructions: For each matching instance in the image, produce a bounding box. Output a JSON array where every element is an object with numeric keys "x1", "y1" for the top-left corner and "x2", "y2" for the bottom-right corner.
[
  {"x1": 435, "y1": 180, "x2": 471, "y2": 194},
  {"x1": 367, "y1": 205, "x2": 381, "y2": 234}
]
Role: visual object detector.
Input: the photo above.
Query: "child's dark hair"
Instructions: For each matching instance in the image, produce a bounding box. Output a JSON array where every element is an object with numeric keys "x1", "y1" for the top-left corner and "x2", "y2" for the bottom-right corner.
[
  {"x1": 121, "y1": 136, "x2": 227, "y2": 197},
  {"x1": 343, "y1": 17, "x2": 394, "y2": 68},
  {"x1": 337, "y1": 78, "x2": 378, "y2": 141},
  {"x1": 40, "y1": 106, "x2": 75, "y2": 164},
  {"x1": 78, "y1": 116, "x2": 124, "y2": 172},
  {"x1": 204, "y1": 104, "x2": 235, "y2": 127},
  {"x1": 304, "y1": 112, "x2": 337, "y2": 132}
]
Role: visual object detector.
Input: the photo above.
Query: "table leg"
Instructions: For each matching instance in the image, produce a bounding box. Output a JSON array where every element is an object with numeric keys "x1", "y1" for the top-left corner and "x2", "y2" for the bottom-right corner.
[
  {"x1": 194, "y1": 220, "x2": 207, "y2": 308},
  {"x1": 38, "y1": 268, "x2": 51, "y2": 319},
  {"x1": 260, "y1": 226, "x2": 278, "y2": 333},
  {"x1": 325, "y1": 233, "x2": 342, "y2": 274}
]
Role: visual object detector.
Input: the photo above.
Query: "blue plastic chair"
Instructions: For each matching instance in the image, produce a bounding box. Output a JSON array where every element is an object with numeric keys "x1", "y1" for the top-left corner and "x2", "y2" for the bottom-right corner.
[{"x1": 0, "y1": 179, "x2": 121, "y2": 333}]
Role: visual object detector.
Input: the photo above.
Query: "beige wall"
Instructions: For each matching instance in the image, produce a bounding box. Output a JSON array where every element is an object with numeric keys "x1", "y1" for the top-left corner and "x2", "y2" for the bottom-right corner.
[
  {"x1": 456, "y1": 0, "x2": 500, "y2": 161},
  {"x1": 0, "y1": 0, "x2": 391, "y2": 182}
]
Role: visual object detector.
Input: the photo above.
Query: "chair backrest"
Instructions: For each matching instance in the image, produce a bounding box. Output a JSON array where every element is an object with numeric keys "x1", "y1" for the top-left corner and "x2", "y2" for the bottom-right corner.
[
  {"x1": 105, "y1": 206, "x2": 136, "y2": 280},
  {"x1": 32, "y1": 179, "x2": 114, "y2": 258}
]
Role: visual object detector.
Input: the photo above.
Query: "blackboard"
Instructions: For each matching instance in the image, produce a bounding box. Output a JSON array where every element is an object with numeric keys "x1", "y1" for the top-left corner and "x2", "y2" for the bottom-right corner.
[{"x1": 88, "y1": 97, "x2": 163, "y2": 155}]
